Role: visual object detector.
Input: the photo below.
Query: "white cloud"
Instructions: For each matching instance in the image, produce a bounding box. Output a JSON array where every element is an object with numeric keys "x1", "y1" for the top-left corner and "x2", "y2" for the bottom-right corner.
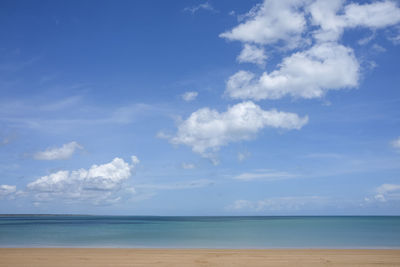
[
  {"x1": 357, "y1": 32, "x2": 376, "y2": 46},
  {"x1": 39, "y1": 96, "x2": 83, "y2": 111},
  {"x1": 391, "y1": 137, "x2": 400, "y2": 149},
  {"x1": 0, "y1": 99, "x2": 160, "y2": 134},
  {"x1": 156, "y1": 131, "x2": 171, "y2": 139},
  {"x1": 308, "y1": 0, "x2": 400, "y2": 42},
  {"x1": 33, "y1": 141, "x2": 83, "y2": 160},
  {"x1": 0, "y1": 132, "x2": 16, "y2": 146},
  {"x1": 220, "y1": 0, "x2": 400, "y2": 101},
  {"x1": 131, "y1": 155, "x2": 140, "y2": 165},
  {"x1": 344, "y1": 1, "x2": 400, "y2": 29},
  {"x1": 303, "y1": 153, "x2": 343, "y2": 159},
  {"x1": 373, "y1": 194, "x2": 386, "y2": 202},
  {"x1": 365, "y1": 184, "x2": 400, "y2": 203},
  {"x1": 135, "y1": 179, "x2": 213, "y2": 191},
  {"x1": 307, "y1": 0, "x2": 347, "y2": 42},
  {"x1": 237, "y1": 44, "x2": 267, "y2": 66},
  {"x1": 182, "y1": 91, "x2": 198, "y2": 102},
  {"x1": 237, "y1": 151, "x2": 250, "y2": 162},
  {"x1": 388, "y1": 26, "x2": 400, "y2": 44},
  {"x1": 371, "y1": 44, "x2": 386, "y2": 53},
  {"x1": 169, "y1": 101, "x2": 308, "y2": 158},
  {"x1": 0, "y1": 185, "x2": 16, "y2": 198},
  {"x1": 228, "y1": 196, "x2": 325, "y2": 211},
  {"x1": 220, "y1": 0, "x2": 307, "y2": 48},
  {"x1": 377, "y1": 184, "x2": 400, "y2": 194},
  {"x1": 164, "y1": 0, "x2": 400, "y2": 159},
  {"x1": 183, "y1": 2, "x2": 215, "y2": 14},
  {"x1": 27, "y1": 170, "x2": 70, "y2": 193},
  {"x1": 27, "y1": 156, "x2": 139, "y2": 204},
  {"x1": 221, "y1": 0, "x2": 400, "y2": 49},
  {"x1": 230, "y1": 199, "x2": 253, "y2": 210},
  {"x1": 234, "y1": 170, "x2": 298, "y2": 181},
  {"x1": 226, "y1": 43, "x2": 359, "y2": 100},
  {"x1": 182, "y1": 162, "x2": 196, "y2": 169}
]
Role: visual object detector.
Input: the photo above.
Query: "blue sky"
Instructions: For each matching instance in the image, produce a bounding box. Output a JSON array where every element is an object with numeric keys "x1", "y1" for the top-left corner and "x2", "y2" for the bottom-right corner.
[{"x1": 1, "y1": 0, "x2": 400, "y2": 215}]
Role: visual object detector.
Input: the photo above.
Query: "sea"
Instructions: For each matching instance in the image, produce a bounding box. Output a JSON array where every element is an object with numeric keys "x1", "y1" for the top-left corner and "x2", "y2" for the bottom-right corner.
[{"x1": 1, "y1": 215, "x2": 399, "y2": 248}]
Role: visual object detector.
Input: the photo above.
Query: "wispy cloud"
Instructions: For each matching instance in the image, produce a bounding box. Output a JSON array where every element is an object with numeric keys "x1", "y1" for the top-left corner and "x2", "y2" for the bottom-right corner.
[
  {"x1": 391, "y1": 137, "x2": 400, "y2": 150},
  {"x1": 0, "y1": 98, "x2": 164, "y2": 133},
  {"x1": 357, "y1": 32, "x2": 376, "y2": 45},
  {"x1": 0, "y1": 132, "x2": 16, "y2": 146},
  {"x1": 303, "y1": 153, "x2": 343, "y2": 159},
  {"x1": 233, "y1": 170, "x2": 298, "y2": 181},
  {"x1": 371, "y1": 44, "x2": 386, "y2": 53},
  {"x1": 387, "y1": 26, "x2": 400, "y2": 45},
  {"x1": 182, "y1": 91, "x2": 198, "y2": 102},
  {"x1": 233, "y1": 155, "x2": 400, "y2": 183},
  {"x1": 227, "y1": 196, "x2": 328, "y2": 212},
  {"x1": 301, "y1": 156, "x2": 400, "y2": 179},
  {"x1": 182, "y1": 162, "x2": 196, "y2": 169},
  {"x1": 135, "y1": 179, "x2": 214, "y2": 191},
  {"x1": 183, "y1": 2, "x2": 216, "y2": 14},
  {"x1": 0, "y1": 185, "x2": 17, "y2": 199},
  {"x1": 33, "y1": 141, "x2": 83, "y2": 160},
  {"x1": 237, "y1": 151, "x2": 250, "y2": 162},
  {"x1": 39, "y1": 96, "x2": 83, "y2": 111},
  {"x1": 0, "y1": 57, "x2": 40, "y2": 72},
  {"x1": 365, "y1": 184, "x2": 400, "y2": 203}
]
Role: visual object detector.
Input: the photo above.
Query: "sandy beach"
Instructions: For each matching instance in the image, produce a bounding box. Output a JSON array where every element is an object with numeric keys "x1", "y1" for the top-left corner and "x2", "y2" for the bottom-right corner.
[{"x1": 0, "y1": 248, "x2": 399, "y2": 266}]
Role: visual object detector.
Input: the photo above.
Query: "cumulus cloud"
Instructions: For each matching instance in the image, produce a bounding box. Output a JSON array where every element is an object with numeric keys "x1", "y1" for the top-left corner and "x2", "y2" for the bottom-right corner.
[
  {"x1": 164, "y1": 0, "x2": 400, "y2": 159},
  {"x1": 33, "y1": 141, "x2": 83, "y2": 160},
  {"x1": 308, "y1": 0, "x2": 400, "y2": 42},
  {"x1": 169, "y1": 101, "x2": 308, "y2": 159},
  {"x1": 0, "y1": 185, "x2": 16, "y2": 199},
  {"x1": 183, "y1": 2, "x2": 215, "y2": 14},
  {"x1": 221, "y1": 0, "x2": 400, "y2": 101},
  {"x1": 307, "y1": 0, "x2": 346, "y2": 42},
  {"x1": 220, "y1": 0, "x2": 307, "y2": 48},
  {"x1": 345, "y1": 1, "x2": 400, "y2": 28},
  {"x1": 391, "y1": 137, "x2": 400, "y2": 150},
  {"x1": 27, "y1": 156, "x2": 139, "y2": 204},
  {"x1": 226, "y1": 42, "x2": 359, "y2": 100},
  {"x1": 237, "y1": 44, "x2": 267, "y2": 66},
  {"x1": 182, "y1": 91, "x2": 198, "y2": 102}
]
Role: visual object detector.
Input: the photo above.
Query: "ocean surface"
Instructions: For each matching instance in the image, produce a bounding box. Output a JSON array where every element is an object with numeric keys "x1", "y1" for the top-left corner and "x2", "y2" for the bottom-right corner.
[{"x1": 1, "y1": 216, "x2": 400, "y2": 248}]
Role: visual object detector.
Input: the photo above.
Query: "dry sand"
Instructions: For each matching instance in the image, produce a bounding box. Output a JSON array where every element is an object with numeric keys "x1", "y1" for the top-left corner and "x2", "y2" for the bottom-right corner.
[{"x1": 1, "y1": 248, "x2": 400, "y2": 266}]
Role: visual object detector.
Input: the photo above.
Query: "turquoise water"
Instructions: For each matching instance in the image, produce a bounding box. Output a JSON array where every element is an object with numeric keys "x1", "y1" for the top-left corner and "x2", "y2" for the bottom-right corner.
[{"x1": 0, "y1": 216, "x2": 399, "y2": 248}]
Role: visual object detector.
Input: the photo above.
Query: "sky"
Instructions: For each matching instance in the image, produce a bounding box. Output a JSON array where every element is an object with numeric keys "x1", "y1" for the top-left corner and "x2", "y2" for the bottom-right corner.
[{"x1": 0, "y1": 0, "x2": 400, "y2": 215}]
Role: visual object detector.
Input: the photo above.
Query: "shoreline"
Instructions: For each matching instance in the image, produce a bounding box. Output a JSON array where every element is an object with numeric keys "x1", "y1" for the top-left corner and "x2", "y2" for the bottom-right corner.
[
  {"x1": 2, "y1": 247, "x2": 400, "y2": 250},
  {"x1": 1, "y1": 248, "x2": 400, "y2": 266}
]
